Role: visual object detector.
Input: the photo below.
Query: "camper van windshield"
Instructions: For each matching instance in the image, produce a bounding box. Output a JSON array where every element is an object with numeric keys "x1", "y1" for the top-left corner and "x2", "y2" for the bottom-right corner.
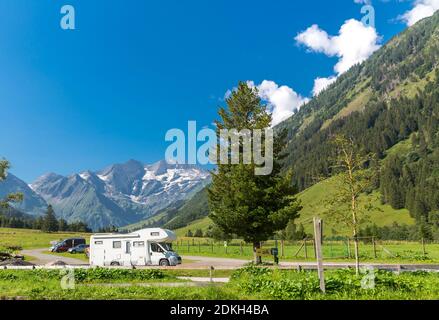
[{"x1": 159, "y1": 243, "x2": 173, "y2": 252}]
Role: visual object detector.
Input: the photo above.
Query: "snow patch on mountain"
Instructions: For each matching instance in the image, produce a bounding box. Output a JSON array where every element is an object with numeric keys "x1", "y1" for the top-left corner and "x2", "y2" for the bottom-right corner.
[{"x1": 30, "y1": 160, "x2": 211, "y2": 229}]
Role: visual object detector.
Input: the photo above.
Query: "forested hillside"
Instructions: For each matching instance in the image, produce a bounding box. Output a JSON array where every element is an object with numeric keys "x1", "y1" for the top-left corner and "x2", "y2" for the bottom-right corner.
[
  {"x1": 121, "y1": 188, "x2": 209, "y2": 232},
  {"x1": 274, "y1": 12, "x2": 439, "y2": 239},
  {"x1": 278, "y1": 12, "x2": 439, "y2": 189}
]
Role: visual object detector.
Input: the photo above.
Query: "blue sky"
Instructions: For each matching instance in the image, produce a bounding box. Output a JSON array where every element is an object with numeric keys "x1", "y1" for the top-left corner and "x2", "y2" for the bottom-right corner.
[{"x1": 0, "y1": 0, "x2": 431, "y2": 182}]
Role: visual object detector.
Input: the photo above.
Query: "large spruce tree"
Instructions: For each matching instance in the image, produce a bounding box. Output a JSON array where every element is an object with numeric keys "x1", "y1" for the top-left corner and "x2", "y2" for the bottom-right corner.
[{"x1": 208, "y1": 82, "x2": 302, "y2": 264}]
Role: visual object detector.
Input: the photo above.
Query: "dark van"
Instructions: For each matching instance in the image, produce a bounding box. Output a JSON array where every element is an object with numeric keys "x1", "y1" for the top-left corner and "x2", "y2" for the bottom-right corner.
[{"x1": 51, "y1": 238, "x2": 86, "y2": 253}]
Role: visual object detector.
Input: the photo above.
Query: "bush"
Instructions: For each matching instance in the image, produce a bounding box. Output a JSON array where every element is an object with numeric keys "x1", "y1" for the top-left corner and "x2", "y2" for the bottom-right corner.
[
  {"x1": 73, "y1": 268, "x2": 166, "y2": 282},
  {"x1": 229, "y1": 267, "x2": 439, "y2": 300},
  {"x1": 0, "y1": 268, "x2": 167, "y2": 283}
]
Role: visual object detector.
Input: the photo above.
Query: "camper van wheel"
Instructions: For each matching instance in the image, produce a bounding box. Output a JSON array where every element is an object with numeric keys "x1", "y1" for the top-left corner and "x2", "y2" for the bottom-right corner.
[
  {"x1": 110, "y1": 261, "x2": 120, "y2": 266},
  {"x1": 159, "y1": 259, "x2": 170, "y2": 267}
]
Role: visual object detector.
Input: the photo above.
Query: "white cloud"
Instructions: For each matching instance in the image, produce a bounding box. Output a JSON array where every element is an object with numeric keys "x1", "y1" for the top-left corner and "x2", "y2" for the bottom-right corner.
[
  {"x1": 312, "y1": 76, "x2": 337, "y2": 96},
  {"x1": 401, "y1": 0, "x2": 439, "y2": 26},
  {"x1": 224, "y1": 9, "x2": 383, "y2": 125},
  {"x1": 296, "y1": 19, "x2": 381, "y2": 95},
  {"x1": 295, "y1": 25, "x2": 337, "y2": 56},
  {"x1": 245, "y1": 80, "x2": 309, "y2": 127}
]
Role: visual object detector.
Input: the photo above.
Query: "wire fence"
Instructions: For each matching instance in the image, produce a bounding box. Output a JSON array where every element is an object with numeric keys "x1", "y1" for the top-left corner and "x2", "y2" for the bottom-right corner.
[{"x1": 173, "y1": 237, "x2": 439, "y2": 261}]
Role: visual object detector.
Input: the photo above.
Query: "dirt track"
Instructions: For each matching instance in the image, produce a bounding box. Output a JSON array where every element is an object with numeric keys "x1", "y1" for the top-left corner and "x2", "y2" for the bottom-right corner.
[
  {"x1": 178, "y1": 255, "x2": 249, "y2": 269},
  {"x1": 21, "y1": 248, "x2": 86, "y2": 266}
]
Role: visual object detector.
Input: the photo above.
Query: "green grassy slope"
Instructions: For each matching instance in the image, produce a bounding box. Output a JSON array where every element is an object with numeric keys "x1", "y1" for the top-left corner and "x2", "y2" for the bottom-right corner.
[
  {"x1": 296, "y1": 177, "x2": 415, "y2": 236},
  {"x1": 120, "y1": 211, "x2": 169, "y2": 232},
  {"x1": 175, "y1": 217, "x2": 212, "y2": 237},
  {"x1": 176, "y1": 177, "x2": 415, "y2": 238},
  {"x1": 164, "y1": 189, "x2": 209, "y2": 230},
  {"x1": 121, "y1": 189, "x2": 209, "y2": 233}
]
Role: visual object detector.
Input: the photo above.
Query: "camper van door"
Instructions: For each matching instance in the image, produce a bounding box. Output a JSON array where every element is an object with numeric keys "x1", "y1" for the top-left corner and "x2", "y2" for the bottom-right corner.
[
  {"x1": 123, "y1": 240, "x2": 132, "y2": 265},
  {"x1": 91, "y1": 240, "x2": 105, "y2": 266},
  {"x1": 150, "y1": 242, "x2": 163, "y2": 265},
  {"x1": 131, "y1": 240, "x2": 147, "y2": 266}
]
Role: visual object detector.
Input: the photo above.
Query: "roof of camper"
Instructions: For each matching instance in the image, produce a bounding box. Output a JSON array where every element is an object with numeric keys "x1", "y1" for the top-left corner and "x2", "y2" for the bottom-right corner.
[{"x1": 91, "y1": 228, "x2": 176, "y2": 241}]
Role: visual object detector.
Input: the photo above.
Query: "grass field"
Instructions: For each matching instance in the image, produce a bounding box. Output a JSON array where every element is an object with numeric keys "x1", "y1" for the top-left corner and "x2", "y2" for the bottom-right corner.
[
  {"x1": 1, "y1": 267, "x2": 439, "y2": 300},
  {"x1": 0, "y1": 228, "x2": 90, "y2": 251},
  {"x1": 172, "y1": 238, "x2": 439, "y2": 264}
]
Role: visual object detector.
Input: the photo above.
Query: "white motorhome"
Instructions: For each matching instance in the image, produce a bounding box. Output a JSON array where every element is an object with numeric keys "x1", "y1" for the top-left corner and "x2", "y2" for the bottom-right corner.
[{"x1": 89, "y1": 228, "x2": 181, "y2": 267}]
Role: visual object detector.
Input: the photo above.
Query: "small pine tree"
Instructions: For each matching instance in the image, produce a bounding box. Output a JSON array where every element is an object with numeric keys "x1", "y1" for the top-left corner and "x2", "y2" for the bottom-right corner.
[
  {"x1": 42, "y1": 205, "x2": 59, "y2": 233},
  {"x1": 33, "y1": 216, "x2": 44, "y2": 230},
  {"x1": 186, "y1": 229, "x2": 193, "y2": 237},
  {"x1": 58, "y1": 219, "x2": 68, "y2": 232},
  {"x1": 194, "y1": 229, "x2": 204, "y2": 238}
]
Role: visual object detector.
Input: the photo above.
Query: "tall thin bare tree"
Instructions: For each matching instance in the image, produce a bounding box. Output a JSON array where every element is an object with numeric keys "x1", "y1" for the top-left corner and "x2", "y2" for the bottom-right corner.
[{"x1": 324, "y1": 135, "x2": 377, "y2": 275}]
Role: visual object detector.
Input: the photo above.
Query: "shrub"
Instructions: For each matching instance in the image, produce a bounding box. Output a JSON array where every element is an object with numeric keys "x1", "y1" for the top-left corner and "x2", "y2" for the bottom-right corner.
[
  {"x1": 229, "y1": 267, "x2": 439, "y2": 300},
  {"x1": 73, "y1": 268, "x2": 166, "y2": 282}
]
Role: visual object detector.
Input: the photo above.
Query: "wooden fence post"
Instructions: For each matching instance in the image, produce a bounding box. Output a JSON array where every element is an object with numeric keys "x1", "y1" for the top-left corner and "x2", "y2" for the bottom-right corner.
[
  {"x1": 281, "y1": 240, "x2": 284, "y2": 258},
  {"x1": 312, "y1": 239, "x2": 316, "y2": 259},
  {"x1": 240, "y1": 241, "x2": 243, "y2": 256},
  {"x1": 313, "y1": 218, "x2": 325, "y2": 294},
  {"x1": 304, "y1": 240, "x2": 308, "y2": 259},
  {"x1": 347, "y1": 238, "x2": 352, "y2": 259},
  {"x1": 372, "y1": 237, "x2": 377, "y2": 259},
  {"x1": 422, "y1": 238, "x2": 426, "y2": 256},
  {"x1": 210, "y1": 266, "x2": 214, "y2": 283}
]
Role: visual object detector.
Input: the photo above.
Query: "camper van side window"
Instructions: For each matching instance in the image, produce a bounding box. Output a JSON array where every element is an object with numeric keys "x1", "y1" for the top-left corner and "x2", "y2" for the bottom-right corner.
[
  {"x1": 133, "y1": 241, "x2": 145, "y2": 247},
  {"x1": 150, "y1": 232, "x2": 160, "y2": 237},
  {"x1": 113, "y1": 241, "x2": 122, "y2": 249},
  {"x1": 151, "y1": 243, "x2": 164, "y2": 253},
  {"x1": 94, "y1": 241, "x2": 103, "y2": 245}
]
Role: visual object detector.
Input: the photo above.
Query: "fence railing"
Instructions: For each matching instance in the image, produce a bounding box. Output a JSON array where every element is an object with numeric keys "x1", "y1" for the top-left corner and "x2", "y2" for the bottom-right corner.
[{"x1": 173, "y1": 238, "x2": 439, "y2": 261}]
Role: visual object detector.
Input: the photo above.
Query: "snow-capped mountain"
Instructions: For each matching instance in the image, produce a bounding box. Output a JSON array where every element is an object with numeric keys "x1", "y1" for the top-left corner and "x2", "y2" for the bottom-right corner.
[
  {"x1": 0, "y1": 173, "x2": 47, "y2": 216},
  {"x1": 30, "y1": 160, "x2": 211, "y2": 230}
]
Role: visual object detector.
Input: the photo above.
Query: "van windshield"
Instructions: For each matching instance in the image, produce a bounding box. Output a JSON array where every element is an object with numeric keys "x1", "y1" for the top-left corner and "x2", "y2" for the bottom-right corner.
[{"x1": 159, "y1": 243, "x2": 173, "y2": 252}]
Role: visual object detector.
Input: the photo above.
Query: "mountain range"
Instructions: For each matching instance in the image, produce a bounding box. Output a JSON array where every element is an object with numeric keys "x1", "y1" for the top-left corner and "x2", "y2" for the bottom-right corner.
[{"x1": 0, "y1": 160, "x2": 210, "y2": 230}]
